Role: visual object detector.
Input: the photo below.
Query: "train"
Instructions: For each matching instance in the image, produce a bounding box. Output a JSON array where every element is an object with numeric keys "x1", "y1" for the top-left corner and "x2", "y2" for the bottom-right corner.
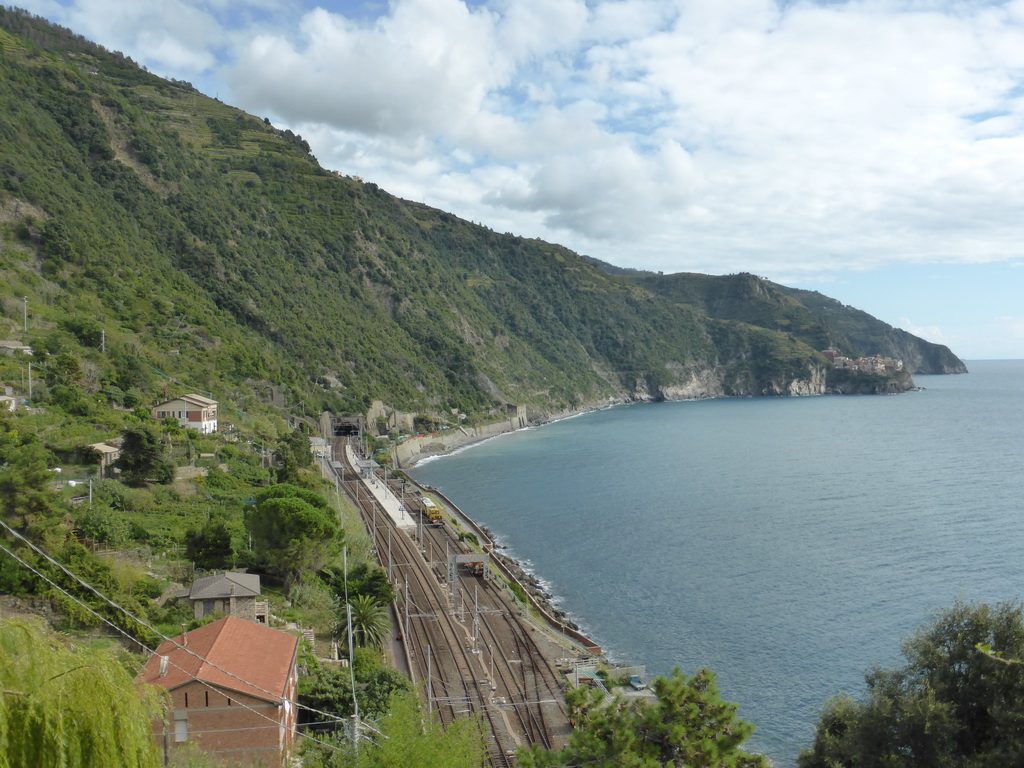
[{"x1": 421, "y1": 495, "x2": 444, "y2": 524}]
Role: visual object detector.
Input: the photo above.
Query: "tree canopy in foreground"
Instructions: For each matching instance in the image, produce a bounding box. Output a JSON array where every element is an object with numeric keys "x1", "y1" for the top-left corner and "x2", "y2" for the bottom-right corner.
[
  {"x1": 0, "y1": 617, "x2": 163, "y2": 768},
  {"x1": 520, "y1": 667, "x2": 769, "y2": 768},
  {"x1": 800, "y1": 601, "x2": 1024, "y2": 768},
  {"x1": 299, "y1": 688, "x2": 485, "y2": 768}
]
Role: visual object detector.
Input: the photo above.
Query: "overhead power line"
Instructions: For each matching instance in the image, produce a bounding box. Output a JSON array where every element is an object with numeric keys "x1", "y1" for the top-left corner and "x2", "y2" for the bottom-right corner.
[{"x1": 0, "y1": 521, "x2": 350, "y2": 733}]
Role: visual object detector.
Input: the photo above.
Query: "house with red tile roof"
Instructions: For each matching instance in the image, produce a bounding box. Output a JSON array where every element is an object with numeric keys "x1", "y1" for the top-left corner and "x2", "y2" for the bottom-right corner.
[
  {"x1": 151, "y1": 393, "x2": 219, "y2": 434},
  {"x1": 138, "y1": 615, "x2": 299, "y2": 767}
]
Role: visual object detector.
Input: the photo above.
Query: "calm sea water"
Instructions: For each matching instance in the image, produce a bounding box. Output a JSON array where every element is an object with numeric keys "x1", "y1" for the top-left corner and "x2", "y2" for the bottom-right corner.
[{"x1": 409, "y1": 360, "x2": 1024, "y2": 766}]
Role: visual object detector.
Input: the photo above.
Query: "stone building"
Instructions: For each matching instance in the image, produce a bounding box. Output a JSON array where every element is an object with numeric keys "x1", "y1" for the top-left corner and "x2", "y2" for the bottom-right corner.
[{"x1": 178, "y1": 572, "x2": 267, "y2": 623}]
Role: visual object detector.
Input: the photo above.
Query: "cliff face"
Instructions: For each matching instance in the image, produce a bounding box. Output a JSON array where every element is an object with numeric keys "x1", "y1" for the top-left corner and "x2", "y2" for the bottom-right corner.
[
  {"x1": 629, "y1": 360, "x2": 916, "y2": 401},
  {"x1": 765, "y1": 365, "x2": 829, "y2": 397},
  {"x1": 825, "y1": 368, "x2": 917, "y2": 395}
]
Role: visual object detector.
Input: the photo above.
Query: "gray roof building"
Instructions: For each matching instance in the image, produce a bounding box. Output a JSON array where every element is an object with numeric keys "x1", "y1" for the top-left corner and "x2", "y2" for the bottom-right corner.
[{"x1": 178, "y1": 572, "x2": 266, "y2": 623}]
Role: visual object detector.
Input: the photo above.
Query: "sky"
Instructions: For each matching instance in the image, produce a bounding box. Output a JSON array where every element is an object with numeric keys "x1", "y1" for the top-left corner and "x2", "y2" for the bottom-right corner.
[{"x1": 15, "y1": 0, "x2": 1024, "y2": 359}]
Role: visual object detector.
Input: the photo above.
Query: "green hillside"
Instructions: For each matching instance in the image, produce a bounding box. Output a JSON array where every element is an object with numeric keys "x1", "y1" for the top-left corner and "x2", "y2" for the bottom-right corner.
[
  {"x1": 0, "y1": 8, "x2": 963, "y2": 428},
  {"x1": 624, "y1": 271, "x2": 966, "y2": 375}
]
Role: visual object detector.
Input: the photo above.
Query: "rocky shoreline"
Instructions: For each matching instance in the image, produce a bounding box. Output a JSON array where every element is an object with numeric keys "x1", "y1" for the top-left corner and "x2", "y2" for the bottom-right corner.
[{"x1": 479, "y1": 526, "x2": 581, "y2": 632}]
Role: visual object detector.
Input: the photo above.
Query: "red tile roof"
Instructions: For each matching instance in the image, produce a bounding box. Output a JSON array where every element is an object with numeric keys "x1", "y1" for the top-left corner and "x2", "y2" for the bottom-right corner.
[{"x1": 138, "y1": 616, "x2": 298, "y2": 703}]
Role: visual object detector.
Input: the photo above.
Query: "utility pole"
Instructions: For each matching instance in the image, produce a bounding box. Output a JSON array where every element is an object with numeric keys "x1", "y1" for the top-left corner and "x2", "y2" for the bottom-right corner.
[
  {"x1": 22, "y1": 296, "x2": 27, "y2": 332},
  {"x1": 343, "y1": 547, "x2": 360, "y2": 752},
  {"x1": 473, "y1": 583, "x2": 480, "y2": 653},
  {"x1": 100, "y1": 329, "x2": 105, "y2": 354},
  {"x1": 27, "y1": 362, "x2": 32, "y2": 400},
  {"x1": 427, "y1": 644, "x2": 433, "y2": 717}
]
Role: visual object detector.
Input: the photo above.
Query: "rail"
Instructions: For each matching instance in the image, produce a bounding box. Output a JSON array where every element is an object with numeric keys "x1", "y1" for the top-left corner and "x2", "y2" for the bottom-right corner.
[{"x1": 425, "y1": 487, "x2": 602, "y2": 655}]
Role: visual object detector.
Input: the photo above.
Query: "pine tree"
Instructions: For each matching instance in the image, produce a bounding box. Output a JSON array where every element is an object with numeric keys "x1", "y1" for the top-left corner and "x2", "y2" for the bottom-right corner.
[{"x1": 520, "y1": 667, "x2": 769, "y2": 768}]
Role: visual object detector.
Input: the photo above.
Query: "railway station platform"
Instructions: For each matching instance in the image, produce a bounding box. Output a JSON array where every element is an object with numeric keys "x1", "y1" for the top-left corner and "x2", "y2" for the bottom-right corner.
[{"x1": 344, "y1": 442, "x2": 417, "y2": 531}]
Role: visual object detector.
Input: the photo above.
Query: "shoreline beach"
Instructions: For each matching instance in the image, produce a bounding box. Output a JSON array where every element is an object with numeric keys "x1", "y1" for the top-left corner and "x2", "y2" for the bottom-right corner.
[{"x1": 396, "y1": 397, "x2": 626, "y2": 468}]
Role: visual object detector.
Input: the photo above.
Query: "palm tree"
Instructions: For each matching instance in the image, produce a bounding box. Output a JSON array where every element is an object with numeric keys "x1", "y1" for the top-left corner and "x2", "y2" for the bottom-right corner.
[{"x1": 340, "y1": 594, "x2": 391, "y2": 649}]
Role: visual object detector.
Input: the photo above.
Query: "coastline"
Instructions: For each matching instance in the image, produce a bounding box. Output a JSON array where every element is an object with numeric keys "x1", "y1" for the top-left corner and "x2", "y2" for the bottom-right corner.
[
  {"x1": 393, "y1": 368, "x2": 923, "y2": 469},
  {"x1": 416, "y1": 481, "x2": 604, "y2": 657},
  {"x1": 395, "y1": 398, "x2": 624, "y2": 468},
  {"x1": 391, "y1": 405, "x2": 612, "y2": 655}
]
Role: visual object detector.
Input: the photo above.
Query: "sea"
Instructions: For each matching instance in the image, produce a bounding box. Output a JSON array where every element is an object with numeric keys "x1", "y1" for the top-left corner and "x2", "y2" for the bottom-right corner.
[{"x1": 408, "y1": 359, "x2": 1024, "y2": 766}]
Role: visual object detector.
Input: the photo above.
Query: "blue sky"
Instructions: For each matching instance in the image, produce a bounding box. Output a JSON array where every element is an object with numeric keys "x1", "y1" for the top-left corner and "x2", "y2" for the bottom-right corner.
[{"x1": 17, "y1": 0, "x2": 1024, "y2": 359}]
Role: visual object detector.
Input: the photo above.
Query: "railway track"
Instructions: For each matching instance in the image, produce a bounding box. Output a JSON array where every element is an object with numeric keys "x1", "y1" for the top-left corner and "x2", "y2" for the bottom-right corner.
[{"x1": 333, "y1": 441, "x2": 574, "y2": 766}]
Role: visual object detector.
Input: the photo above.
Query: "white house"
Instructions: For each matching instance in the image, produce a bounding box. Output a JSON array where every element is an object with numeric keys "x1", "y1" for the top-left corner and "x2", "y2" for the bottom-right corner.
[{"x1": 151, "y1": 394, "x2": 219, "y2": 434}]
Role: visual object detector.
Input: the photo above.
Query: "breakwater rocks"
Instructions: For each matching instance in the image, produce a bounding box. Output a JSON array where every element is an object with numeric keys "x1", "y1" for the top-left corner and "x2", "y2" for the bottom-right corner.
[{"x1": 481, "y1": 529, "x2": 581, "y2": 632}]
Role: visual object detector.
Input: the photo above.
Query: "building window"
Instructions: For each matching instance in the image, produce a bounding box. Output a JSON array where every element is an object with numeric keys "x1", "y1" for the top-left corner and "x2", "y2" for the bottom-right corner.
[
  {"x1": 174, "y1": 714, "x2": 188, "y2": 742},
  {"x1": 205, "y1": 690, "x2": 209, "y2": 707}
]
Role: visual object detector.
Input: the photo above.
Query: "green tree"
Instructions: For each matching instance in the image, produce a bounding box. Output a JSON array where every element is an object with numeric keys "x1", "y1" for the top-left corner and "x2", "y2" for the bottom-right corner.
[
  {"x1": 299, "y1": 650, "x2": 410, "y2": 727},
  {"x1": 74, "y1": 505, "x2": 131, "y2": 547},
  {"x1": 0, "y1": 617, "x2": 164, "y2": 768},
  {"x1": 340, "y1": 594, "x2": 391, "y2": 650},
  {"x1": 244, "y1": 484, "x2": 342, "y2": 588},
  {"x1": 184, "y1": 516, "x2": 234, "y2": 569},
  {"x1": 520, "y1": 667, "x2": 769, "y2": 768},
  {"x1": 299, "y1": 689, "x2": 485, "y2": 768},
  {"x1": 113, "y1": 424, "x2": 174, "y2": 486},
  {"x1": 0, "y1": 435, "x2": 61, "y2": 542},
  {"x1": 276, "y1": 427, "x2": 313, "y2": 484},
  {"x1": 327, "y1": 563, "x2": 395, "y2": 606},
  {"x1": 799, "y1": 601, "x2": 1024, "y2": 768},
  {"x1": 44, "y1": 352, "x2": 82, "y2": 386}
]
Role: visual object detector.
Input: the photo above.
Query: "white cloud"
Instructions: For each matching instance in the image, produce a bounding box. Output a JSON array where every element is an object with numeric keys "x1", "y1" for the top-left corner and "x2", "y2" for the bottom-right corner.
[
  {"x1": 483, "y1": 140, "x2": 697, "y2": 238},
  {"x1": 61, "y1": 0, "x2": 224, "y2": 74},
  {"x1": 12, "y1": 0, "x2": 1024, "y2": 356},
  {"x1": 899, "y1": 318, "x2": 950, "y2": 347},
  {"x1": 227, "y1": 1, "x2": 512, "y2": 137}
]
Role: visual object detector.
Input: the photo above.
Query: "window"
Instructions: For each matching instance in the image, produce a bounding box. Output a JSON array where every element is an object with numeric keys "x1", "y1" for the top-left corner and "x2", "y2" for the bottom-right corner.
[{"x1": 174, "y1": 714, "x2": 188, "y2": 742}]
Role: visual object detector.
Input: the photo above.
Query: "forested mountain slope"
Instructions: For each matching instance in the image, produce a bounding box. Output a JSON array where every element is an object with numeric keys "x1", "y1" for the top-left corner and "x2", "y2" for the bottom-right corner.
[
  {"x1": 0, "y1": 9, "x2": 964, "y2": 421},
  {"x1": 622, "y1": 270, "x2": 966, "y2": 375}
]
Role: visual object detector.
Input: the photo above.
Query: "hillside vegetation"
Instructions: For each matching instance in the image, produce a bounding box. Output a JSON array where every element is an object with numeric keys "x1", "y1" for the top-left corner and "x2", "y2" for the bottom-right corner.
[
  {"x1": 0, "y1": 11, "x2": 974, "y2": 767},
  {"x1": 0, "y1": 8, "x2": 965, "y2": 429}
]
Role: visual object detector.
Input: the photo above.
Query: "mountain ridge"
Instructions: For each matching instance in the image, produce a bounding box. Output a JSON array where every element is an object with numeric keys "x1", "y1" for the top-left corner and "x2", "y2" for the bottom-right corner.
[{"x1": 0, "y1": 8, "x2": 965, "y2": 430}]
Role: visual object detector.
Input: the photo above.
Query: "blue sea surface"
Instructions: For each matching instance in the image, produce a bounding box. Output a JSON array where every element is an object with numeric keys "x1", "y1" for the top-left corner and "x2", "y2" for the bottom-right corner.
[{"x1": 409, "y1": 360, "x2": 1024, "y2": 766}]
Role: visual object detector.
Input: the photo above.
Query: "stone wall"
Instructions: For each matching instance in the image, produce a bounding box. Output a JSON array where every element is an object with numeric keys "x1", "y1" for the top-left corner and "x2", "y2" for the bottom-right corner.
[{"x1": 394, "y1": 419, "x2": 523, "y2": 467}]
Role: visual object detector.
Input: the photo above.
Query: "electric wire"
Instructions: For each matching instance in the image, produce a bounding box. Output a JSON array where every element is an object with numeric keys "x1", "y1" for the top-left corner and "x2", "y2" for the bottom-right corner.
[
  {"x1": 0, "y1": 523, "x2": 356, "y2": 747},
  {"x1": 0, "y1": 516, "x2": 349, "y2": 725},
  {"x1": 0, "y1": 537, "x2": 327, "y2": 750}
]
